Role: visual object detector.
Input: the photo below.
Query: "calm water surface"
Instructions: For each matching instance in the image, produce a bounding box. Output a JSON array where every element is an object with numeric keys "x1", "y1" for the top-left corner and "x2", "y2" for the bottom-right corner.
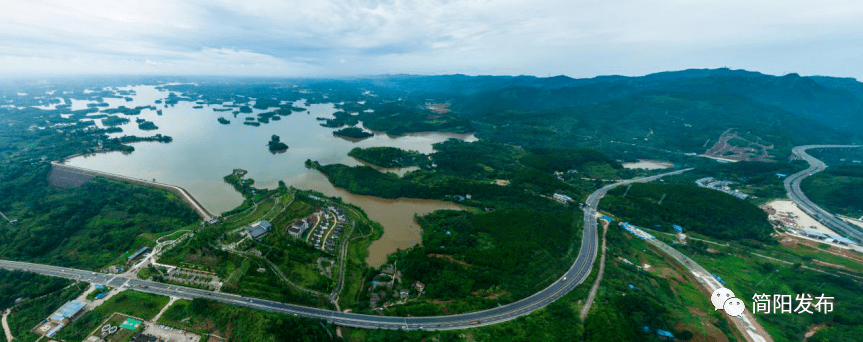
[{"x1": 65, "y1": 85, "x2": 474, "y2": 266}]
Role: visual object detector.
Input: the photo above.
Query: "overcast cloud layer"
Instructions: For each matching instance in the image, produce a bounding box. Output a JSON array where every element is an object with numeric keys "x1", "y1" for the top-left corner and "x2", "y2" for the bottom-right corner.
[{"x1": 2, "y1": 0, "x2": 862, "y2": 79}]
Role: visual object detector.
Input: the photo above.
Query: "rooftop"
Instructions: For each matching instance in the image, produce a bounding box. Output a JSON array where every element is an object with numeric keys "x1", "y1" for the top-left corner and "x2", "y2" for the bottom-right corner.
[{"x1": 50, "y1": 300, "x2": 86, "y2": 322}]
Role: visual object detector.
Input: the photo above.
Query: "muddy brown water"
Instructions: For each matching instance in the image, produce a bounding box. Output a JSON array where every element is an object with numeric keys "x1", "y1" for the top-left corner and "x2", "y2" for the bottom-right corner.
[{"x1": 65, "y1": 85, "x2": 475, "y2": 267}]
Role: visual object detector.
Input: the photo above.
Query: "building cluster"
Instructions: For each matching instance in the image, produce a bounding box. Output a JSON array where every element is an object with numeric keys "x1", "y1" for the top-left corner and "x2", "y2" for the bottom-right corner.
[
  {"x1": 305, "y1": 206, "x2": 350, "y2": 252},
  {"x1": 33, "y1": 300, "x2": 87, "y2": 338},
  {"x1": 367, "y1": 263, "x2": 414, "y2": 310},
  {"x1": 620, "y1": 222, "x2": 655, "y2": 240},
  {"x1": 695, "y1": 177, "x2": 749, "y2": 200},
  {"x1": 553, "y1": 193, "x2": 574, "y2": 203},
  {"x1": 288, "y1": 219, "x2": 310, "y2": 238},
  {"x1": 763, "y1": 204, "x2": 859, "y2": 247},
  {"x1": 246, "y1": 220, "x2": 271, "y2": 240},
  {"x1": 798, "y1": 230, "x2": 856, "y2": 246},
  {"x1": 552, "y1": 169, "x2": 578, "y2": 181}
]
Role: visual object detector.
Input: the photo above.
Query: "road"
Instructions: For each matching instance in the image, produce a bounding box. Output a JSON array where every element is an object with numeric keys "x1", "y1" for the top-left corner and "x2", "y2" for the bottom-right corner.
[
  {"x1": 647, "y1": 235, "x2": 770, "y2": 342},
  {"x1": 0, "y1": 169, "x2": 689, "y2": 331},
  {"x1": 784, "y1": 145, "x2": 863, "y2": 242}
]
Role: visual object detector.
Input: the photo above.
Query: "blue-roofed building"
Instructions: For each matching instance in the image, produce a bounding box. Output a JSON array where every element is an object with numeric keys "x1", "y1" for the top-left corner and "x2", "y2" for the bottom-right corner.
[
  {"x1": 776, "y1": 173, "x2": 788, "y2": 178},
  {"x1": 46, "y1": 323, "x2": 65, "y2": 337},
  {"x1": 127, "y1": 247, "x2": 151, "y2": 262},
  {"x1": 247, "y1": 220, "x2": 272, "y2": 240},
  {"x1": 657, "y1": 329, "x2": 675, "y2": 340},
  {"x1": 829, "y1": 234, "x2": 857, "y2": 246},
  {"x1": 672, "y1": 224, "x2": 683, "y2": 233},
  {"x1": 49, "y1": 300, "x2": 86, "y2": 323},
  {"x1": 94, "y1": 284, "x2": 105, "y2": 290},
  {"x1": 601, "y1": 215, "x2": 614, "y2": 223},
  {"x1": 620, "y1": 222, "x2": 655, "y2": 240},
  {"x1": 802, "y1": 230, "x2": 829, "y2": 240}
]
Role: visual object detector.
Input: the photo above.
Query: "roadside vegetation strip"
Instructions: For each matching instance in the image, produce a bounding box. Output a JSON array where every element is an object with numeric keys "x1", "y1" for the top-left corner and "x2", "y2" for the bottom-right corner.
[
  {"x1": 579, "y1": 221, "x2": 608, "y2": 320},
  {"x1": 645, "y1": 238, "x2": 771, "y2": 342}
]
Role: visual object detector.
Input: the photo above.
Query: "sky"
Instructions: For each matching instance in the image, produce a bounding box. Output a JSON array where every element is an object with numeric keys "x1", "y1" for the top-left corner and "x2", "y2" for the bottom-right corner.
[{"x1": 2, "y1": 0, "x2": 862, "y2": 79}]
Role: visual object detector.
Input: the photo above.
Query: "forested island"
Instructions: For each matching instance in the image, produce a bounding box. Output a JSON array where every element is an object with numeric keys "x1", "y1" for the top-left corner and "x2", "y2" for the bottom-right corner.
[
  {"x1": 102, "y1": 105, "x2": 157, "y2": 115},
  {"x1": 267, "y1": 134, "x2": 288, "y2": 153},
  {"x1": 102, "y1": 116, "x2": 130, "y2": 126},
  {"x1": 136, "y1": 120, "x2": 158, "y2": 131},
  {"x1": 218, "y1": 117, "x2": 230, "y2": 124},
  {"x1": 333, "y1": 127, "x2": 373, "y2": 140}
]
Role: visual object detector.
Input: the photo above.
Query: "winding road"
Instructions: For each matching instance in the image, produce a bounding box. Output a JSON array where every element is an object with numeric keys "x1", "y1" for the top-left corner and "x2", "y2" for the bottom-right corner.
[
  {"x1": 0, "y1": 169, "x2": 689, "y2": 331},
  {"x1": 784, "y1": 145, "x2": 862, "y2": 242}
]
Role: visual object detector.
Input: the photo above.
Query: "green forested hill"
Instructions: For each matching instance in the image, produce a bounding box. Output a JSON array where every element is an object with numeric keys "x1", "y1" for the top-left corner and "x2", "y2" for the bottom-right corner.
[
  {"x1": 466, "y1": 93, "x2": 847, "y2": 158},
  {"x1": 0, "y1": 175, "x2": 199, "y2": 269},
  {"x1": 602, "y1": 183, "x2": 774, "y2": 242},
  {"x1": 352, "y1": 69, "x2": 863, "y2": 140},
  {"x1": 801, "y1": 165, "x2": 863, "y2": 218}
]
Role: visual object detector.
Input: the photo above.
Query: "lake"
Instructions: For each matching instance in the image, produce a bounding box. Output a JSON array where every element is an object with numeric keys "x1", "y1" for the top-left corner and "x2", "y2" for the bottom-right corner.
[{"x1": 64, "y1": 85, "x2": 475, "y2": 266}]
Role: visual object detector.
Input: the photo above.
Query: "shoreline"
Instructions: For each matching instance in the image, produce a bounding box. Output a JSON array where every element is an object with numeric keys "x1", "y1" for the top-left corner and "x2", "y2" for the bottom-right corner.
[{"x1": 51, "y1": 161, "x2": 215, "y2": 221}]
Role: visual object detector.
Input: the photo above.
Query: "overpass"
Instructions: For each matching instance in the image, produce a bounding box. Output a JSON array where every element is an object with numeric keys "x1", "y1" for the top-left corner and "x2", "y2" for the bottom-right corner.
[
  {"x1": 784, "y1": 145, "x2": 863, "y2": 242},
  {"x1": 0, "y1": 169, "x2": 689, "y2": 331}
]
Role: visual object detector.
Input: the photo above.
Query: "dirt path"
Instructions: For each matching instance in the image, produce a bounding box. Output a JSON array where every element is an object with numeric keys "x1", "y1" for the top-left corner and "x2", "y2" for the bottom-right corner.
[
  {"x1": 579, "y1": 221, "x2": 609, "y2": 320},
  {"x1": 152, "y1": 297, "x2": 178, "y2": 322},
  {"x1": 2, "y1": 309, "x2": 13, "y2": 341}
]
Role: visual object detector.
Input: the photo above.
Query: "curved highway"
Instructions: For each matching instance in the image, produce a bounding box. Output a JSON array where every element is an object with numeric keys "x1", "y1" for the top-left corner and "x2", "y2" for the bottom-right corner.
[
  {"x1": 0, "y1": 169, "x2": 689, "y2": 331},
  {"x1": 784, "y1": 145, "x2": 863, "y2": 242}
]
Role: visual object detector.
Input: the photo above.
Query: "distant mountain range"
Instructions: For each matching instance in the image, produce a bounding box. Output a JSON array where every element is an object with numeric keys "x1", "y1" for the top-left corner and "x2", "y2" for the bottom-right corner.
[{"x1": 349, "y1": 69, "x2": 863, "y2": 139}]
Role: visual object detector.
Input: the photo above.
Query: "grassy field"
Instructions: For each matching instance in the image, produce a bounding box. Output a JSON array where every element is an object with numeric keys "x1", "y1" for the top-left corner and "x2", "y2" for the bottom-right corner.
[
  {"x1": 96, "y1": 313, "x2": 143, "y2": 342},
  {"x1": 801, "y1": 165, "x2": 863, "y2": 218},
  {"x1": 158, "y1": 298, "x2": 340, "y2": 341},
  {"x1": 55, "y1": 290, "x2": 169, "y2": 342},
  {"x1": 666, "y1": 234, "x2": 863, "y2": 341},
  {"x1": 582, "y1": 226, "x2": 739, "y2": 341}
]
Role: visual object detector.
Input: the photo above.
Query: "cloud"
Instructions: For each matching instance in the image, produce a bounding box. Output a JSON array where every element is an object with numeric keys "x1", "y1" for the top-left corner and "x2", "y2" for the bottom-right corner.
[{"x1": 0, "y1": 0, "x2": 862, "y2": 78}]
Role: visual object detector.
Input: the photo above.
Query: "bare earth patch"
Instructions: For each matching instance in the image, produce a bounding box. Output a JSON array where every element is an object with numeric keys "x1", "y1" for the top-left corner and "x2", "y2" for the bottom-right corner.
[
  {"x1": 703, "y1": 129, "x2": 775, "y2": 162},
  {"x1": 427, "y1": 254, "x2": 473, "y2": 268}
]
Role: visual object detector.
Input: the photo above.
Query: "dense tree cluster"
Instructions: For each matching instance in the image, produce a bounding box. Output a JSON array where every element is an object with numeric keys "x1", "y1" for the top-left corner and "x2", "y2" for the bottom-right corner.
[{"x1": 602, "y1": 183, "x2": 774, "y2": 242}]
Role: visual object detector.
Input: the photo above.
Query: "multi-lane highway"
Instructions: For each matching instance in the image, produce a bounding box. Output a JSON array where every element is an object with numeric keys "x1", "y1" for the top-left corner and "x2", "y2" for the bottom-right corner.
[
  {"x1": 785, "y1": 145, "x2": 863, "y2": 242},
  {"x1": 0, "y1": 169, "x2": 689, "y2": 331}
]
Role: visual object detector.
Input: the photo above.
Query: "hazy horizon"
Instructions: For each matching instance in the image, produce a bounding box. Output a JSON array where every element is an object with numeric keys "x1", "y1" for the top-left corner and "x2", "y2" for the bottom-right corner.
[{"x1": 3, "y1": 1, "x2": 863, "y2": 79}]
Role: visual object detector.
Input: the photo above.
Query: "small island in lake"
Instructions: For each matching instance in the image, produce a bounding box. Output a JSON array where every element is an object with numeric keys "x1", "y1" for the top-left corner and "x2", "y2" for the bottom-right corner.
[
  {"x1": 137, "y1": 120, "x2": 158, "y2": 131},
  {"x1": 333, "y1": 127, "x2": 373, "y2": 140},
  {"x1": 218, "y1": 117, "x2": 230, "y2": 124},
  {"x1": 267, "y1": 134, "x2": 288, "y2": 153}
]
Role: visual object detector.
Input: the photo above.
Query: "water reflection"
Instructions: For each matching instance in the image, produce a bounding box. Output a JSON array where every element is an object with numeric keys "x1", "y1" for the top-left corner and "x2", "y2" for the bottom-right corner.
[{"x1": 66, "y1": 85, "x2": 475, "y2": 266}]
